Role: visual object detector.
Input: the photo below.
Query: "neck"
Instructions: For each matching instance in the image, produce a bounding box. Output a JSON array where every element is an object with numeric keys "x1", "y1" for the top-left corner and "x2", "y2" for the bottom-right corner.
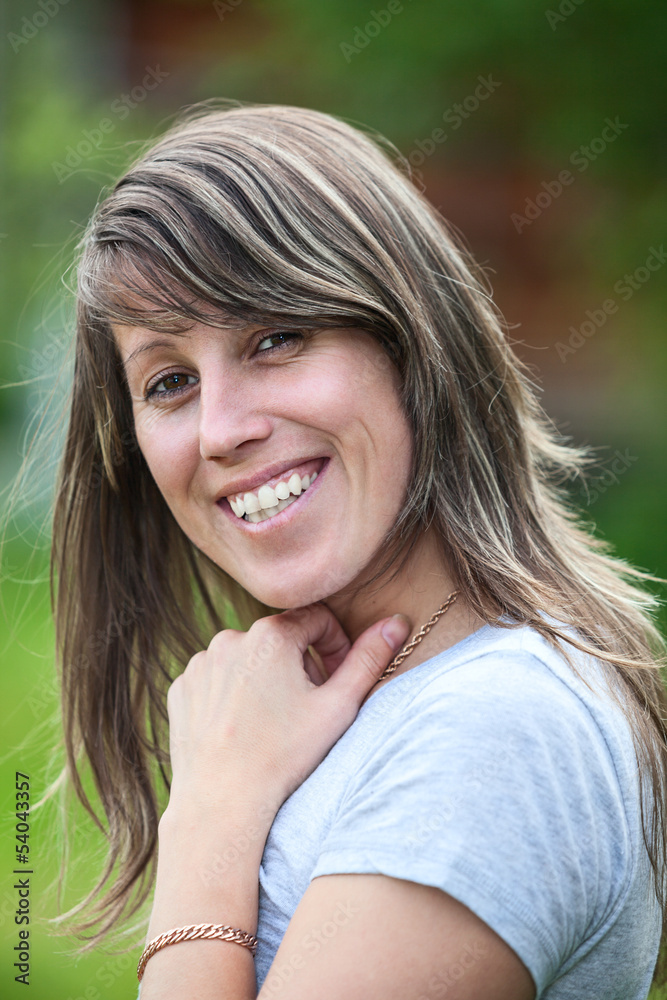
[{"x1": 323, "y1": 526, "x2": 486, "y2": 687}]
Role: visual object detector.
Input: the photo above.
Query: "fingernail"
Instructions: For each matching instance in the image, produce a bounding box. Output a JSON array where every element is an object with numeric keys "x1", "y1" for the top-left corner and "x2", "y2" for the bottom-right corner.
[{"x1": 381, "y1": 614, "x2": 411, "y2": 651}]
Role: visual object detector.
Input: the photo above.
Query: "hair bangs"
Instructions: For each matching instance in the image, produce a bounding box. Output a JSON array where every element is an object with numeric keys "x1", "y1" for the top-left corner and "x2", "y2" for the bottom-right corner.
[
  {"x1": 77, "y1": 241, "x2": 241, "y2": 335},
  {"x1": 76, "y1": 135, "x2": 405, "y2": 344}
]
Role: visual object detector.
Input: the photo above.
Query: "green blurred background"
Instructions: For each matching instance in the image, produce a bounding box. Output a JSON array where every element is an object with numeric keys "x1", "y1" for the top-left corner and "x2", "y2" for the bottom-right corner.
[{"x1": 1, "y1": 0, "x2": 665, "y2": 996}]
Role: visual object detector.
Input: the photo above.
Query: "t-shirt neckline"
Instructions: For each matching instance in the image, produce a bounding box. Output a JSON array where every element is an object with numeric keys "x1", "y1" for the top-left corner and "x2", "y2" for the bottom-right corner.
[{"x1": 360, "y1": 618, "x2": 502, "y2": 712}]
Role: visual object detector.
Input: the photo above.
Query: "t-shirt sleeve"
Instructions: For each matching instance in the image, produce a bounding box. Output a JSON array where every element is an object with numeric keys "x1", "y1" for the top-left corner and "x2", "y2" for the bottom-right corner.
[{"x1": 309, "y1": 651, "x2": 636, "y2": 996}]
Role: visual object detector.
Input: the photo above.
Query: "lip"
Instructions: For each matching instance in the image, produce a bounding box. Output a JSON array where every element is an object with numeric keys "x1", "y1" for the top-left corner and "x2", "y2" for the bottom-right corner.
[
  {"x1": 216, "y1": 455, "x2": 329, "y2": 502},
  {"x1": 218, "y1": 458, "x2": 330, "y2": 533}
]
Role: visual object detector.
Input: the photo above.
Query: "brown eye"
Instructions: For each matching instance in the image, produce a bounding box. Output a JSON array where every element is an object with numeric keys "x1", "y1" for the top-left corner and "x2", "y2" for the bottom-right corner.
[
  {"x1": 256, "y1": 332, "x2": 303, "y2": 353},
  {"x1": 146, "y1": 373, "x2": 198, "y2": 399}
]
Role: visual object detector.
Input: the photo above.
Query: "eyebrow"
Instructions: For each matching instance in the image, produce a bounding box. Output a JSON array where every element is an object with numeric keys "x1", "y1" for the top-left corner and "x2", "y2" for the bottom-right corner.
[
  {"x1": 123, "y1": 338, "x2": 184, "y2": 368},
  {"x1": 120, "y1": 325, "x2": 256, "y2": 369}
]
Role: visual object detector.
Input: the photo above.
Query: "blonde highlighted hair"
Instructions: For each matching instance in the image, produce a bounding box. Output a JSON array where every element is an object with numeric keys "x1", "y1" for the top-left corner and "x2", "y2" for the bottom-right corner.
[{"x1": 51, "y1": 100, "x2": 666, "y2": 978}]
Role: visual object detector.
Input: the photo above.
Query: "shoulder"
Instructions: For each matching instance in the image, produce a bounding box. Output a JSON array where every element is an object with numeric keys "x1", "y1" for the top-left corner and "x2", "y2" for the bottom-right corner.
[
  {"x1": 391, "y1": 622, "x2": 639, "y2": 794},
  {"x1": 319, "y1": 623, "x2": 643, "y2": 938},
  {"x1": 309, "y1": 625, "x2": 647, "y2": 991},
  {"x1": 330, "y1": 624, "x2": 640, "y2": 857},
  {"x1": 360, "y1": 621, "x2": 638, "y2": 792}
]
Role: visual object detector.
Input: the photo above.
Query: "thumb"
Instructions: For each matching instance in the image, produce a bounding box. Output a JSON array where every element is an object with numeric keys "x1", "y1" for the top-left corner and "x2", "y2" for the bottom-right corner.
[{"x1": 327, "y1": 613, "x2": 412, "y2": 704}]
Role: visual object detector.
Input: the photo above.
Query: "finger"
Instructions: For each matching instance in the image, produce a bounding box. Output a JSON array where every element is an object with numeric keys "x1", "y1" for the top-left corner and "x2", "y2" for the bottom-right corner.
[
  {"x1": 324, "y1": 614, "x2": 412, "y2": 705},
  {"x1": 303, "y1": 646, "x2": 329, "y2": 685},
  {"x1": 181, "y1": 649, "x2": 208, "y2": 678},
  {"x1": 276, "y1": 604, "x2": 352, "y2": 677}
]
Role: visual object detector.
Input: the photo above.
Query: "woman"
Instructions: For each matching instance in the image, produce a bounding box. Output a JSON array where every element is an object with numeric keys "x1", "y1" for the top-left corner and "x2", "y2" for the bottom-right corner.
[{"x1": 51, "y1": 100, "x2": 666, "y2": 998}]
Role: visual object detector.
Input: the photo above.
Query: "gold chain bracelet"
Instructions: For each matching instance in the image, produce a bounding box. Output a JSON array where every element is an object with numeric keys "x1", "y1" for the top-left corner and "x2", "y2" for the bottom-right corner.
[{"x1": 137, "y1": 922, "x2": 258, "y2": 981}]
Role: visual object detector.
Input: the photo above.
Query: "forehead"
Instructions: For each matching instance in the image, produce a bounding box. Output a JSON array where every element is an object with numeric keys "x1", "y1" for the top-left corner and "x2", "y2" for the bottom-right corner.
[
  {"x1": 104, "y1": 263, "x2": 250, "y2": 360},
  {"x1": 112, "y1": 324, "x2": 184, "y2": 364},
  {"x1": 112, "y1": 317, "x2": 258, "y2": 367}
]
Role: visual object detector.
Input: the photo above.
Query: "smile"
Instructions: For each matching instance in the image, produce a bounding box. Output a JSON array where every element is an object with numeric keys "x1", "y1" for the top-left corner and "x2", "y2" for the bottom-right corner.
[{"x1": 219, "y1": 458, "x2": 329, "y2": 531}]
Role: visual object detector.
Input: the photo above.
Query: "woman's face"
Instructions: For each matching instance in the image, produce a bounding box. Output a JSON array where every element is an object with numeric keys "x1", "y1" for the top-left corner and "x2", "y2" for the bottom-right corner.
[{"x1": 114, "y1": 317, "x2": 414, "y2": 609}]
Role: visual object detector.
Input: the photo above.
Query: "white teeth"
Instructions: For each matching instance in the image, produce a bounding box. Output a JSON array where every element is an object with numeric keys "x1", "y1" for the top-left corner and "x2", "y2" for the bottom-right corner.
[
  {"x1": 257, "y1": 484, "x2": 278, "y2": 510},
  {"x1": 275, "y1": 480, "x2": 290, "y2": 501},
  {"x1": 243, "y1": 491, "x2": 260, "y2": 514},
  {"x1": 288, "y1": 472, "x2": 302, "y2": 497},
  {"x1": 245, "y1": 495, "x2": 299, "y2": 523},
  {"x1": 227, "y1": 467, "x2": 322, "y2": 520}
]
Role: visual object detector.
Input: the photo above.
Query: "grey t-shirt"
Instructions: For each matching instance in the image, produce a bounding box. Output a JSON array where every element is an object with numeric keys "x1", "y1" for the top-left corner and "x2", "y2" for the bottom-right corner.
[{"x1": 254, "y1": 617, "x2": 662, "y2": 998}]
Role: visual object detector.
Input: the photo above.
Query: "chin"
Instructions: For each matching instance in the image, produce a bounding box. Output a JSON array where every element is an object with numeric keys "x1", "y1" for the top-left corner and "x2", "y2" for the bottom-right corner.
[
  {"x1": 247, "y1": 583, "x2": 328, "y2": 612},
  {"x1": 243, "y1": 565, "x2": 354, "y2": 612}
]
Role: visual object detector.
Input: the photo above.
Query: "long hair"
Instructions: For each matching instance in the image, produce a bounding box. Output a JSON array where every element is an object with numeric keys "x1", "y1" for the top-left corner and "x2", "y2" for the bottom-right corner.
[{"x1": 51, "y1": 99, "x2": 667, "y2": 976}]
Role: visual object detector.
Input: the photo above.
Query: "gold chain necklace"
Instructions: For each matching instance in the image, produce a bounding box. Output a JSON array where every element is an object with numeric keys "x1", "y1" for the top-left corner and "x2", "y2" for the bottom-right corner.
[{"x1": 376, "y1": 590, "x2": 460, "y2": 683}]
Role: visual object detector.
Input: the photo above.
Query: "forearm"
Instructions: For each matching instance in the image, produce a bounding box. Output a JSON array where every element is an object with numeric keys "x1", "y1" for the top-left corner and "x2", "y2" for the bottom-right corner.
[{"x1": 139, "y1": 789, "x2": 278, "y2": 1000}]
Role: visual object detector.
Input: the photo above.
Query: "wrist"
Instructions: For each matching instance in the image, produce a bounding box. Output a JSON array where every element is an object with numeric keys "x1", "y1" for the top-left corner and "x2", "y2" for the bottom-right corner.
[
  {"x1": 149, "y1": 792, "x2": 275, "y2": 944},
  {"x1": 162, "y1": 777, "x2": 281, "y2": 835},
  {"x1": 158, "y1": 785, "x2": 279, "y2": 879}
]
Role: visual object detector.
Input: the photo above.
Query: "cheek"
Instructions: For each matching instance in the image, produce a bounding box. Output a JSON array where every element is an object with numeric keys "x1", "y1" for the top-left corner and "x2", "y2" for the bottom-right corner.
[
  {"x1": 294, "y1": 343, "x2": 404, "y2": 433},
  {"x1": 135, "y1": 414, "x2": 199, "y2": 504},
  {"x1": 354, "y1": 358, "x2": 413, "y2": 504},
  {"x1": 306, "y1": 349, "x2": 413, "y2": 500}
]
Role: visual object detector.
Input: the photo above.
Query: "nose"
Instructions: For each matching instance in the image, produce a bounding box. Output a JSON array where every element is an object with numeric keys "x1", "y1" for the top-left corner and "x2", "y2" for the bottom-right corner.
[{"x1": 198, "y1": 375, "x2": 272, "y2": 460}]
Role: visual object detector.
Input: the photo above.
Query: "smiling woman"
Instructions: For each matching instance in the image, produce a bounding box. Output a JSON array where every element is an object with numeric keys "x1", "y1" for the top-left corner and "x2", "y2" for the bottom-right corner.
[
  {"x1": 48, "y1": 100, "x2": 666, "y2": 999},
  {"x1": 112, "y1": 316, "x2": 414, "y2": 610}
]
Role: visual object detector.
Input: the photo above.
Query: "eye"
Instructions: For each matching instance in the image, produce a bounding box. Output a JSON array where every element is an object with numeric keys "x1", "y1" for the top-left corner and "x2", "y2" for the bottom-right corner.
[
  {"x1": 255, "y1": 331, "x2": 303, "y2": 354},
  {"x1": 145, "y1": 372, "x2": 198, "y2": 400}
]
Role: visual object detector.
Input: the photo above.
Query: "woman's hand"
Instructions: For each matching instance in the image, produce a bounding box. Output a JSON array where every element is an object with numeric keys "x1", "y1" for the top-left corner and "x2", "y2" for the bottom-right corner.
[{"x1": 165, "y1": 603, "x2": 411, "y2": 815}]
